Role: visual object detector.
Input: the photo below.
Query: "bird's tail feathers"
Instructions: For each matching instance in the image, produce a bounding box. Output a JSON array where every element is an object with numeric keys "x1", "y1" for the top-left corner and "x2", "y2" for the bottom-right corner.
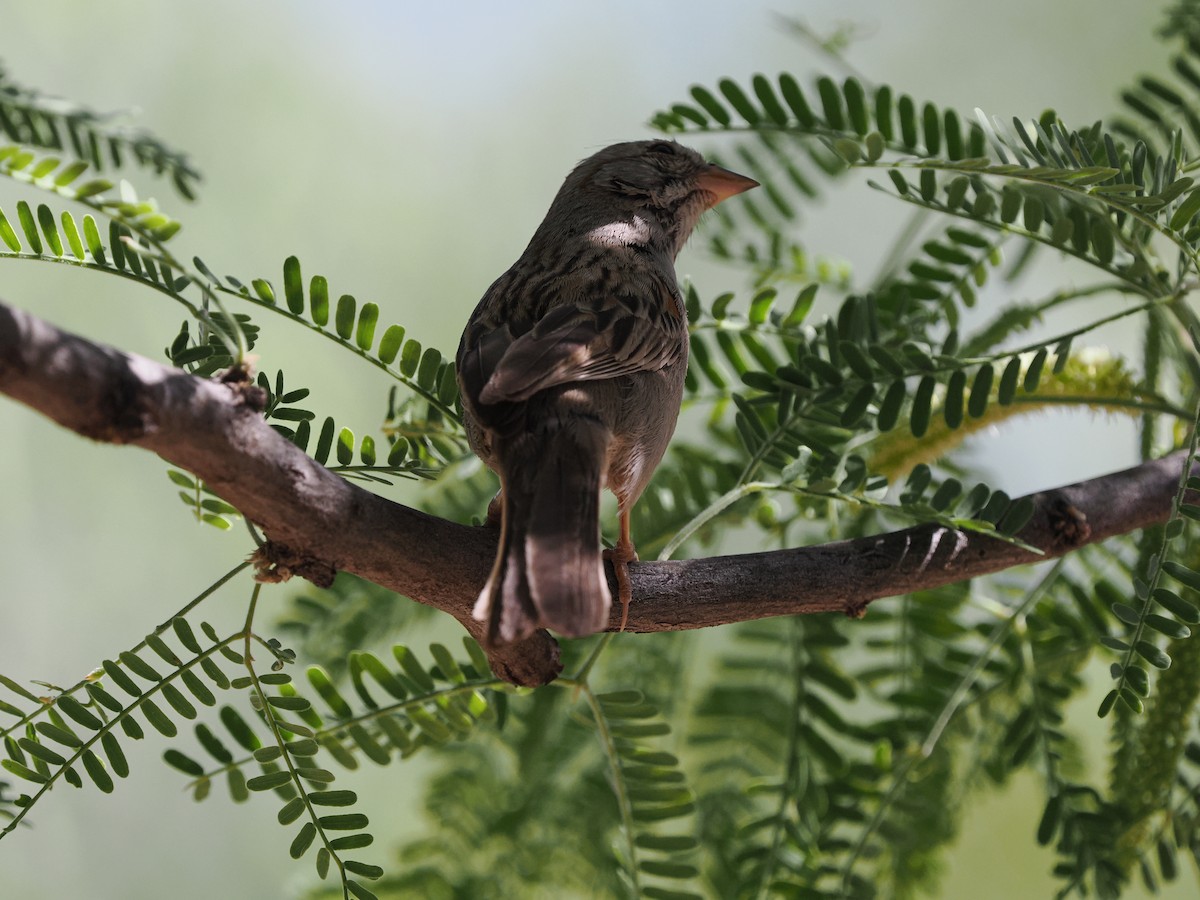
[{"x1": 474, "y1": 420, "x2": 611, "y2": 645}]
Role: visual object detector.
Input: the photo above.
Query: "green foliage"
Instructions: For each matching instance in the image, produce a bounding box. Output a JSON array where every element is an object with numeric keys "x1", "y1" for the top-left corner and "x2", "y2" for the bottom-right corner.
[
  {"x1": 10, "y1": 4, "x2": 1200, "y2": 898},
  {"x1": 0, "y1": 571, "x2": 501, "y2": 900},
  {"x1": 0, "y1": 63, "x2": 200, "y2": 199}
]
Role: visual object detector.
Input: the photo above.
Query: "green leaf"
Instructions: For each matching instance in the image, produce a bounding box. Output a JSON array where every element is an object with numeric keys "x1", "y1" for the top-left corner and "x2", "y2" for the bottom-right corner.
[
  {"x1": 778, "y1": 73, "x2": 815, "y2": 126},
  {"x1": 1144, "y1": 614, "x2": 1190, "y2": 639},
  {"x1": 910, "y1": 375, "x2": 935, "y2": 437},
  {"x1": 751, "y1": 74, "x2": 788, "y2": 126},
  {"x1": 345, "y1": 860, "x2": 384, "y2": 880},
  {"x1": 833, "y1": 138, "x2": 861, "y2": 164},
  {"x1": 200, "y1": 657, "x2": 231, "y2": 690},
  {"x1": 163, "y1": 748, "x2": 204, "y2": 777},
  {"x1": 930, "y1": 478, "x2": 962, "y2": 512},
  {"x1": 1098, "y1": 689, "x2": 1119, "y2": 718},
  {"x1": 290, "y1": 821, "x2": 316, "y2": 859},
  {"x1": 997, "y1": 357, "x2": 1021, "y2": 405},
  {"x1": 314, "y1": 417, "x2": 335, "y2": 465},
  {"x1": 1037, "y1": 795, "x2": 1062, "y2": 845},
  {"x1": 377, "y1": 325, "x2": 405, "y2": 364},
  {"x1": 248, "y1": 771, "x2": 293, "y2": 792},
  {"x1": 309, "y1": 789, "x2": 358, "y2": 807},
  {"x1": 428, "y1": 643, "x2": 465, "y2": 683},
  {"x1": 319, "y1": 813, "x2": 369, "y2": 830},
  {"x1": 0, "y1": 206, "x2": 21, "y2": 252},
  {"x1": 875, "y1": 379, "x2": 906, "y2": 431},
  {"x1": 355, "y1": 302, "x2": 379, "y2": 351},
  {"x1": 1134, "y1": 640, "x2": 1171, "y2": 669},
  {"x1": 1153, "y1": 587, "x2": 1200, "y2": 624},
  {"x1": 1023, "y1": 349, "x2": 1047, "y2": 392},
  {"x1": 968, "y1": 365, "x2": 992, "y2": 418},
  {"x1": 118, "y1": 651, "x2": 161, "y2": 682},
  {"x1": 56, "y1": 695, "x2": 102, "y2": 730},
  {"x1": 2, "y1": 759, "x2": 49, "y2": 784},
  {"x1": 330, "y1": 833, "x2": 374, "y2": 851},
  {"x1": 336, "y1": 428, "x2": 355, "y2": 466},
  {"x1": 82, "y1": 214, "x2": 105, "y2": 261},
  {"x1": 638, "y1": 859, "x2": 699, "y2": 879},
  {"x1": 35, "y1": 721, "x2": 83, "y2": 748},
  {"x1": 307, "y1": 666, "x2": 354, "y2": 718},
  {"x1": 18, "y1": 737, "x2": 65, "y2": 766},
  {"x1": 922, "y1": 102, "x2": 941, "y2": 154},
  {"x1": 0, "y1": 674, "x2": 38, "y2": 703},
  {"x1": 171, "y1": 618, "x2": 202, "y2": 654},
  {"x1": 399, "y1": 339, "x2": 422, "y2": 377},
  {"x1": 195, "y1": 723, "x2": 233, "y2": 765},
  {"x1": 943, "y1": 369, "x2": 966, "y2": 428},
  {"x1": 145, "y1": 632, "x2": 180, "y2": 666},
  {"x1": 161, "y1": 683, "x2": 197, "y2": 719},
  {"x1": 277, "y1": 796, "x2": 305, "y2": 825},
  {"x1": 748, "y1": 287, "x2": 775, "y2": 325},
  {"x1": 1124, "y1": 663, "x2": 1150, "y2": 696},
  {"x1": 140, "y1": 699, "x2": 177, "y2": 737},
  {"x1": 840, "y1": 384, "x2": 875, "y2": 426},
  {"x1": 335, "y1": 294, "x2": 356, "y2": 340},
  {"x1": 1170, "y1": 187, "x2": 1200, "y2": 231},
  {"x1": 843, "y1": 77, "x2": 869, "y2": 134},
  {"x1": 268, "y1": 695, "x2": 312, "y2": 712},
  {"x1": 283, "y1": 256, "x2": 304, "y2": 314},
  {"x1": 36, "y1": 204, "x2": 63, "y2": 256},
  {"x1": 816, "y1": 76, "x2": 845, "y2": 130},
  {"x1": 16, "y1": 200, "x2": 41, "y2": 253},
  {"x1": 392, "y1": 645, "x2": 435, "y2": 691},
  {"x1": 630, "y1": 801, "x2": 696, "y2": 823},
  {"x1": 998, "y1": 497, "x2": 1035, "y2": 534},
  {"x1": 1119, "y1": 687, "x2": 1144, "y2": 713},
  {"x1": 1110, "y1": 602, "x2": 1141, "y2": 626},
  {"x1": 689, "y1": 85, "x2": 730, "y2": 127},
  {"x1": 635, "y1": 833, "x2": 699, "y2": 852},
  {"x1": 73, "y1": 179, "x2": 111, "y2": 200},
  {"x1": 416, "y1": 347, "x2": 443, "y2": 389},
  {"x1": 252, "y1": 278, "x2": 276, "y2": 304},
  {"x1": 719, "y1": 78, "x2": 759, "y2": 125},
  {"x1": 1163, "y1": 560, "x2": 1200, "y2": 591},
  {"x1": 60, "y1": 211, "x2": 85, "y2": 260},
  {"x1": 48, "y1": 159, "x2": 87, "y2": 187}
]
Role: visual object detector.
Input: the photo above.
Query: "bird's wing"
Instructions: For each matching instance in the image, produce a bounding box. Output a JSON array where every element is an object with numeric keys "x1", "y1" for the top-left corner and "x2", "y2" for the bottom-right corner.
[{"x1": 468, "y1": 277, "x2": 686, "y2": 406}]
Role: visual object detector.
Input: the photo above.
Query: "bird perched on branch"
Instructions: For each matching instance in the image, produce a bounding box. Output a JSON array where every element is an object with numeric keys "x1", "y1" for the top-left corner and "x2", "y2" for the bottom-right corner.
[{"x1": 457, "y1": 140, "x2": 757, "y2": 646}]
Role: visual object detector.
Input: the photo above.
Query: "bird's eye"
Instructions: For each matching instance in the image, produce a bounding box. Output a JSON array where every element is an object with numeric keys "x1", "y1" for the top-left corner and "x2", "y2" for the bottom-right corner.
[{"x1": 647, "y1": 141, "x2": 676, "y2": 155}]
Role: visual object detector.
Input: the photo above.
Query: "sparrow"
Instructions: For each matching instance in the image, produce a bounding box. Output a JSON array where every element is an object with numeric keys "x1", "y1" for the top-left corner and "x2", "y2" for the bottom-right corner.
[{"x1": 456, "y1": 139, "x2": 757, "y2": 646}]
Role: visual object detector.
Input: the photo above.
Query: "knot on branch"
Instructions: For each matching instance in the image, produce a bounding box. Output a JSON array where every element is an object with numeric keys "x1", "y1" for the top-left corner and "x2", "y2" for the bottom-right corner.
[
  {"x1": 1047, "y1": 497, "x2": 1092, "y2": 549},
  {"x1": 483, "y1": 631, "x2": 564, "y2": 687},
  {"x1": 218, "y1": 362, "x2": 268, "y2": 412},
  {"x1": 253, "y1": 541, "x2": 337, "y2": 588}
]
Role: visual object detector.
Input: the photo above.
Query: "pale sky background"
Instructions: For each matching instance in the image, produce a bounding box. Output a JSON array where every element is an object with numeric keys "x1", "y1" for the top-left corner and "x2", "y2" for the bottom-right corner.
[{"x1": 0, "y1": 2, "x2": 1188, "y2": 898}]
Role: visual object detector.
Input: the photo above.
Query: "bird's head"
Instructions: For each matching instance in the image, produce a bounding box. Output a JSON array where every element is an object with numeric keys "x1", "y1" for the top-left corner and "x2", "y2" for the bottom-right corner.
[{"x1": 551, "y1": 140, "x2": 758, "y2": 258}]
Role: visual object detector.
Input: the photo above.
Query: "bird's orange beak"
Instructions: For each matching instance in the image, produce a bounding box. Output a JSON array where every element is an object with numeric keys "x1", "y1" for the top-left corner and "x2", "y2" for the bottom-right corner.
[{"x1": 698, "y1": 163, "x2": 759, "y2": 207}]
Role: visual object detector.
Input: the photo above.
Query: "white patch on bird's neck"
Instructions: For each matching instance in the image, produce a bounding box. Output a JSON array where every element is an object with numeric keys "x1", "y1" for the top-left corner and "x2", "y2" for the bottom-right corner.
[{"x1": 587, "y1": 215, "x2": 651, "y2": 248}]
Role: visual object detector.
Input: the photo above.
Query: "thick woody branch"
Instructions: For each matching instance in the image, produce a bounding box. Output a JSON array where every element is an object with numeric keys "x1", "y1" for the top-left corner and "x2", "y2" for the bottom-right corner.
[{"x1": 0, "y1": 301, "x2": 1190, "y2": 686}]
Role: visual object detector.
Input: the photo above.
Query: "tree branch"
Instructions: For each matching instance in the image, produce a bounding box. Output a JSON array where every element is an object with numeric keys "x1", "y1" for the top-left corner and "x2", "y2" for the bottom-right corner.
[{"x1": 0, "y1": 301, "x2": 1190, "y2": 685}]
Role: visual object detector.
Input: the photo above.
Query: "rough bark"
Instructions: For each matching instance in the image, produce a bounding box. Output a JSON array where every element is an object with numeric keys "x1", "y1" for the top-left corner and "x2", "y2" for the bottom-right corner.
[{"x1": 1, "y1": 301, "x2": 1190, "y2": 685}]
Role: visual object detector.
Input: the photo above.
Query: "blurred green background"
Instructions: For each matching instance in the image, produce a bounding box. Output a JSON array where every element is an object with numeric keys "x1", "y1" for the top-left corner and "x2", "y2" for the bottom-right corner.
[{"x1": 0, "y1": 1, "x2": 1190, "y2": 897}]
